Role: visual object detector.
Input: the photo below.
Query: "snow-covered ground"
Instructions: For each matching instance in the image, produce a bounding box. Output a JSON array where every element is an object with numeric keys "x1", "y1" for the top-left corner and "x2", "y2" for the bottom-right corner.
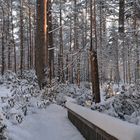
[
  {"x1": 0, "y1": 83, "x2": 85, "y2": 140},
  {"x1": 7, "y1": 104, "x2": 85, "y2": 140},
  {"x1": 1, "y1": 71, "x2": 140, "y2": 140}
]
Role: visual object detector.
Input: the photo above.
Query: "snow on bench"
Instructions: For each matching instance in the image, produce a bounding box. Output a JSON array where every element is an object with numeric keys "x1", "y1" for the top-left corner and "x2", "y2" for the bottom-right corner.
[{"x1": 66, "y1": 102, "x2": 140, "y2": 140}]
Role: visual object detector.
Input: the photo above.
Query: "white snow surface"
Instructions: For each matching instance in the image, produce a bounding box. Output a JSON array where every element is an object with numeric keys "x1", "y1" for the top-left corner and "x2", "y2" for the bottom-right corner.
[
  {"x1": 66, "y1": 102, "x2": 140, "y2": 140},
  {"x1": 0, "y1": 85, "x2": 85, "y2": 140},
  {"x1": 0, "y1": 85, "x2": 11, "y2": 97},
  {"x1": 7, "y1": 104, "x2": 85, "y2": 140}
]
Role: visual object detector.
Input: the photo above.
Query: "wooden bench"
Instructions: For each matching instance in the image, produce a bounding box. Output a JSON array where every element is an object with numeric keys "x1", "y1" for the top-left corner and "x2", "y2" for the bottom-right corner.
[
  {"x1": 67, "y1": 108, "x2": 118, "y2": 140},
  {"x1": 66, "y1": 102, "x2": 140, "y2": 140}
]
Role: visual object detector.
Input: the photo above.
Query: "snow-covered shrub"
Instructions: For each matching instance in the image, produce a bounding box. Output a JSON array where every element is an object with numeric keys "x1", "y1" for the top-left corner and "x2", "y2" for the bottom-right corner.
[
  {"x1": 0, "y1": 70, "x2": 51, "y2": 125},
  {"x1": 17, "y1": 70, "x2": 37, "y2": 84},
  {"x1": 37, "y1": 100, "x2": 50, "y2": 109},
  {"x1": 0, "y1": 75, "x2": 4, "y2": 85},
  {"x1": 92, "y1": 85, "x2": 140, "y2": 125},
  {"x1": 2, "y1": 71, "x2": 19, "y2": 85},
  {"x1": 51, "y1": 82, "x2": 92, "y2": 106},
  {"x1": 56, "y1": 93, "x2": 66, "y2": 105},
  {"x1": 0, "y1": 121, "x2": 7, "y2": 140},
  {"x1": 102, "y1": 83, "x2": 114, "y2": 98}
]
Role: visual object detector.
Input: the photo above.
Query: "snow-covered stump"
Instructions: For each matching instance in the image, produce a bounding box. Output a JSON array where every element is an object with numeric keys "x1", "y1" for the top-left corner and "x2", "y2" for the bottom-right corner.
[{"x1": 66, "y1": 102, "x2": 140, "y2": 140}]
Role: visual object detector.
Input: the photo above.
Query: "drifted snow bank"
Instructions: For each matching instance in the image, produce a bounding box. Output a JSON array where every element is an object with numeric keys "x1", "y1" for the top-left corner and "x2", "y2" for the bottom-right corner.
[{"x1": 66, "y1": 102, "x2": 140, "y2": 140}]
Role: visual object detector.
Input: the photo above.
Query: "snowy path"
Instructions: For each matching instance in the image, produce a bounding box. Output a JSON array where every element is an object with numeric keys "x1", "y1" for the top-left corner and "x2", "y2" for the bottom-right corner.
[
  {"x1": 0, "y1": 86, "x2": 84, "y2": 140},
  {"x1": 7, "y1": 104, "x2": 85, "y2": 140}
]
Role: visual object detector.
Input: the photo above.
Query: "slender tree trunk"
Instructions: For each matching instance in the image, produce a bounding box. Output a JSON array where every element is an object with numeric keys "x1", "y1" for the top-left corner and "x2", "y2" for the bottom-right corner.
[
  {"x1": 74, "y1": 0, "x2": 80, "y2": 86},
  {"x1": 45, "y1": 1, "x2": 48, "y2": 67},
  {"x1": 69, "y1": 18, "x2": 73, "y2": 83},
  {"x1": 7, "y1": 3, "x2": 11, "y2": 70},
  {"x1": 119, "y1": 0, "x2": 125, "y2": 33},
  {"x1": 66, "y1": 54, "x2": 69, "y2": 81},
  {"x1": 11, "y1": 0, "x2": 16, "y2": 73},
  {"x1": 58, "y1": 1, "x2": 64, "y2": 83},
  {"x1": 91, "y1": 0, "x2": 101, "y2": 103},
  {"x1": 128, "y1": 45, "x2": 131, "y2": 84},
  {"x1": 20, "y1": 0, "x2": 24, "y2": 76},
  {"x1": 119, "y1": 0, "x2": 125, "y2": 83},
  {"x1": 134, "y1": 17, "x2": 139, "y2": 81},
  {"x1": 27, "y1": 24, "x2": 30, "y2": 69},
  {"x1": 48, "y1": 1, "x2": 54, "y2": 85},
  {"x1": 29, "y1": 4, "x2": 32, "y2": 69},
  {"x1": 99, "y1": 1, "x2": 103, "y2": 86},
  {"x1": 90, "y1": 0, "x2": 94, "y2": 98},
  {"x1": 1, "y1": 7, "x2": 5, "y2": 75},
  {"x1": 116, "y1": 36, "x2": 120, "y2": 86}
]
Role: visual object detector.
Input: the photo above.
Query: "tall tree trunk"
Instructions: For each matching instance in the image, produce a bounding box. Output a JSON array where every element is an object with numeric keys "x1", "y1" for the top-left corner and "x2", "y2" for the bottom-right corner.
[
  {"x1": 20, "y1": 0, "x2": 24, "y2": 76},
  {"x1": 29, "y1": 4, "x2": 32, "y2": 69},
  {"x1": 128, "y1": 45, "x2": 131, "y2": 84},
  {"x1": 7, "y1": 3, "x2": 11, "y2": 70},
  {"x1": 74, "y1": 0, "x2": 80, "y2": 86},
  {"x1": 35, "y1": 0, "x2": 47, "y2": 88},
  {"x1": 27, "y1": 23, "x2": 30, "y2": 69},
  {"x1": 45, "y1": 1, "x2": 48, "y2": 67},
  {"x1": 90, "y1": 0, "x2": 101, "y2": 103},
  {"x1": 58, "y1": 1, "x2": 64, "y2": 83},
  {"x1": 90, "y1": 0, "x2": 94, "y2": 98},
  {"x1": 48, "y1": 1, "x2": 54, "y2": 85},
  {"x1": 119, "y1": 0, "x2": 125, "y2": 33},
  {"x1": 134, "y1": 16, "x2": 139, "y2": 81},
  {"x1": 119, "y1": 0, "x2": 125, "y2": 83},
  {"x1": 99, "y1": 1, "x2": 103, "y2": 86},
  {"x1": 69, "y1": 18, "x2": 73, "y2": 83},
  {"x1": 1, "y1": 7, "x2": 5, "y2": 75},
  {"x1": 11, "y1": 0, "x2": 16, "y2": 73}
]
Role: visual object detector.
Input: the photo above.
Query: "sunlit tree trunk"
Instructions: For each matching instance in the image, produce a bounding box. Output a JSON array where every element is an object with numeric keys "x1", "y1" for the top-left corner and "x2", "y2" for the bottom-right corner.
[{"x1": 35, "y1": 0, "x2": 47, "y2": 88}]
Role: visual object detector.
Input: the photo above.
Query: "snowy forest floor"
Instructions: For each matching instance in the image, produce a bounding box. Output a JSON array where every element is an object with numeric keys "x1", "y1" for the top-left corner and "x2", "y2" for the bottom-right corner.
[
  {"x1": 7, "y1": 103, "x2": 85, "y2": 140},
  {"x1": 1, "y1": 71, "x2": 140, "y2": 139},
  {"x1": 0, "y1": 86, "x2": 85, "y2": 140},
  {"x1": 0, "y1": 71, "x2": 86, "y2": 140}
]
